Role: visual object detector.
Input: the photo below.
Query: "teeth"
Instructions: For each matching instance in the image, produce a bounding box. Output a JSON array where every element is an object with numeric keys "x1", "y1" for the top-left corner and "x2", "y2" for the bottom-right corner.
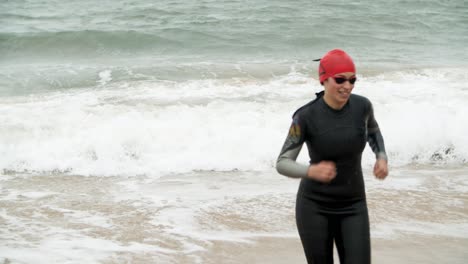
[{"x1": 338, "y1": 91, "x2": 349, "y2": 97}]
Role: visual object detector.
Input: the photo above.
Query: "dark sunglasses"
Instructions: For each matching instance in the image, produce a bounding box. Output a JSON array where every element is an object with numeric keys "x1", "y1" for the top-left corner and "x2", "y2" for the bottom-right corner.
[{"x1": 332, "y1": 76, "x2": 357, "y2": 85}]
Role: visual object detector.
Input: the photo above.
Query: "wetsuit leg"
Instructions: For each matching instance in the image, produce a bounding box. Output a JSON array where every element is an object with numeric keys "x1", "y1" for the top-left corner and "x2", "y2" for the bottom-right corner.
[
  {"x1": 296, "y1": 194, "x2": 334, "y2": 264},
  {"x1": 335, "y1": 201, "x2": 371, "y2": 264}
]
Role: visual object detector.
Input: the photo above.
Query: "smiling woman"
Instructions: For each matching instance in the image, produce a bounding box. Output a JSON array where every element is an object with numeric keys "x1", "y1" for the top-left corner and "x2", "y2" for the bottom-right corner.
[
  {"x1": 324, "y1": 73, "x2": 357, "y2": 108},
  {"x1": 319, "y1": 49, "x2": 357, "y2": 109},
  {"x1": 276, "y1": 49, "x2": 388, "y2": 264}
]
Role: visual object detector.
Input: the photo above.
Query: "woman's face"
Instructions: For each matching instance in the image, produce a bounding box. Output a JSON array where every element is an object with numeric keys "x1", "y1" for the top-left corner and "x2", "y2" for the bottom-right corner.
[{"x1": 323, "y1": 72, "x2": 356, "y2": 109}]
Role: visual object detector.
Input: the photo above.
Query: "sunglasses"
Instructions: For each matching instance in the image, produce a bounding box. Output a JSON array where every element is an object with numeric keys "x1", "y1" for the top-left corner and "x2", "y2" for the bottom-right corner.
[{"x1": 332, "y1": 76, "x2": 357, "y2": 85}]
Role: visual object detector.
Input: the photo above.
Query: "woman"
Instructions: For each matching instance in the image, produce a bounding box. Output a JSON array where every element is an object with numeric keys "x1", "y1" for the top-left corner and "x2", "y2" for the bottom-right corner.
[{"x1": 276, "y1": 49, "x2": 388, "y2": 264}]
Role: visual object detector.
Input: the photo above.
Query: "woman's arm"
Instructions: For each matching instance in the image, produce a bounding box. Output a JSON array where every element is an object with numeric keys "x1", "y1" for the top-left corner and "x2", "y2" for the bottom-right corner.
[
  {"x1": 276, "y1": 115, "x2": 309, "y2": 178},
  {"x1": 367, "y1": 101, "x2": 388, "y2": 161},
  {"x1": 366, "y1": 100, "x2": 389, "y2": 179}
]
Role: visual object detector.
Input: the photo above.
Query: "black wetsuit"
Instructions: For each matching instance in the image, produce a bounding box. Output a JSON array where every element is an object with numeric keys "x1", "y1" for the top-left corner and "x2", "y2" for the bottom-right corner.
[{"x1": 276, "y1": 91, "x2": 387, "y2": 264}]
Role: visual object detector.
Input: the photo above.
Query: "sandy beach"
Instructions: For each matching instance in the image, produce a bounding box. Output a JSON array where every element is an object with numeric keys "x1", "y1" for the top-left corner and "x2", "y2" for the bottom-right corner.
[
  {"x1": 1, "y1": 166, "x2": 467, "y2": 263},
  {"x1": 195, "y1": 235, "x2": 468, "y2": 264}
]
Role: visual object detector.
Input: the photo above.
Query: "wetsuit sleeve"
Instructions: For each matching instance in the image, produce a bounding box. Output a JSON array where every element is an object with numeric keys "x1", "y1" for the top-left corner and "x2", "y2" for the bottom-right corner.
[
  {"x1": 276, "y1": 114, "x2": 309, "y2": 178},
  {"x1": 366, "y1": 101, "x2": 388, "y2": 161}
]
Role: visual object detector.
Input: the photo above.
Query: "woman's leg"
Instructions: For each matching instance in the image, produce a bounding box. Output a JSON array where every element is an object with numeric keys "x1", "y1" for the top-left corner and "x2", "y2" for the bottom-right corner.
[
  {"x1": 334, "y1": 201, "x2": 371, "y2": 264},
  {"x1": 296, "y1": 194, "x2": 334, "y2": 264}
]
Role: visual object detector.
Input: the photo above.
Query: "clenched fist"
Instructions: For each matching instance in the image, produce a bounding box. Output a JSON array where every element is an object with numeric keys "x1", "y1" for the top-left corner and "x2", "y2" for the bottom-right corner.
[
  {"x1": 307, "y1": 161, "x2": 337, "y2": 183},
  {"x1": 374, "y1": 159, "x2": 388, "y2": 180}
]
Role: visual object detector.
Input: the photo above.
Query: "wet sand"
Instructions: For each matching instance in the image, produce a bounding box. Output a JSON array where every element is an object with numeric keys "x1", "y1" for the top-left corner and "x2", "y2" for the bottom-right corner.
[
  {"x1": 192, "y1": 235, "x2": 468, "y2": 264},
  {"x1": 1, "y1": 166, "x2": 467, "y2": 263}
]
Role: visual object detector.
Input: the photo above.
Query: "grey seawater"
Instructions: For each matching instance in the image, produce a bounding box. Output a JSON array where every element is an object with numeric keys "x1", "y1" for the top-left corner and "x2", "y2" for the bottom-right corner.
[{"x1": 1, "y1": 0, "x2": 467, "y2": 96}]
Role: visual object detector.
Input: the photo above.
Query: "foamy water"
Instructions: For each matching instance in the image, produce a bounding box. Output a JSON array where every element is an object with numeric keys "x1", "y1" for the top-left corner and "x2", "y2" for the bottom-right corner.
[
  {"x1": 1, "y1": 67, "x2": 467, "y2": 177},
  {"x1": 1, "y1": 166, "x2": 467, "y2": 263},
  {"x1": 2, "y1": 68, "x2": 468, "y2": 262}
]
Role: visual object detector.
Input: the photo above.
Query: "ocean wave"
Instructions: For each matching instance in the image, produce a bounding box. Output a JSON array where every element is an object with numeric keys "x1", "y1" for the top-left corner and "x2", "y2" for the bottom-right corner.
[
  {"x1": 1, "y1": 67, "x2": 468, "y2": 176},
  {"x1": 0, "y1": 61, "x2": 314, "y2": 96},
  {"x1": 0, "y1": 28, "x2": 281, "y2": 62},
  {"x1": 0, "y1": 30, "x2": 183, "y2": 58},
  {"x1": 2, "y1": 0, "x2": 466, "y2": 66},
  {"x1": 0, "y1": 13, "x2": 60, "y2": 20}
]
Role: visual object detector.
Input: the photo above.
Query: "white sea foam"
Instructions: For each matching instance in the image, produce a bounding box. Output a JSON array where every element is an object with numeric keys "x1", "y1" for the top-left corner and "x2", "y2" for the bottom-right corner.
[
  {"x1": 17, "y1": 191, "x2": 57, "y2": 199},
  {"x1": 1, "y1": 67, "x2": 467, "y2": 177},
  {"x1": 97, "y1": 69, "x2": 112, "y2": 86},
  {"x1": 0, "y1": 236, "x2": 173, "y2": 264},
  {"x1": 373, "y1": 221, "x2": 468, "y2": 239}
]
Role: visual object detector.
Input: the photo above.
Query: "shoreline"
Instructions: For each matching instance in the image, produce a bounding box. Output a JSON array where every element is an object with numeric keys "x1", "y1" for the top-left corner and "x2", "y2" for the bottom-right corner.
[
  {"x1": 194, "y1": 234, "x2": 468, "y2": 264},
  {"x1": 1, "y1": 167, "x2": 467, "y2": 263}
]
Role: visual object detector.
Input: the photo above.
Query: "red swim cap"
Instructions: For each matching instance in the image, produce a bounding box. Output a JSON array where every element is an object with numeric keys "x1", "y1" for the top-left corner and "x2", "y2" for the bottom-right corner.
[{"x1": 318, "y1": 49, "x2": 356, "y2": 84}]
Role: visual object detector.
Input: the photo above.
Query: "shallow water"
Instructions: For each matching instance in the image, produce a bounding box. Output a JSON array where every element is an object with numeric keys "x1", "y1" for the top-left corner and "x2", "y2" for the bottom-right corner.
[{"x1": 1, "y1": 166, "x2": 467, "y2": 263}]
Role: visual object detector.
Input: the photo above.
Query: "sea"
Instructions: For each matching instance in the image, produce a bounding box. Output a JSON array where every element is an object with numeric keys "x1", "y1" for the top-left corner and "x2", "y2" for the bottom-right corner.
[{"x1": 1, "y1": 0, "x2": 467, "y2": 263}]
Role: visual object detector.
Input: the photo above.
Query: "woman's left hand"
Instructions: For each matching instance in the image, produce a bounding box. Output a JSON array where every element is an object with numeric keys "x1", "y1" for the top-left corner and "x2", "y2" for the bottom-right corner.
[{"x1": 374, "y1": 159, "x2": 388, "y2": 180}]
